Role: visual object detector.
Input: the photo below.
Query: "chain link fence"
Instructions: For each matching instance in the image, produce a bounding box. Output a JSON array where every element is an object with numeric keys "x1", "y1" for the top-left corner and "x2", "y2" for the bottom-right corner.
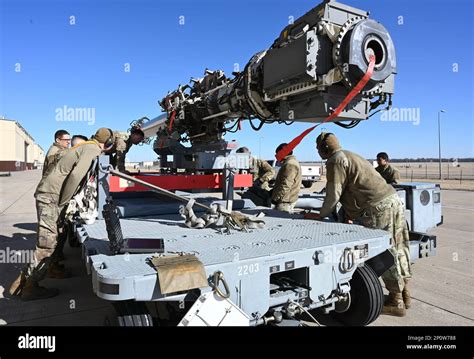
[{"x1": 392, "y1": 162, "x2": 474, "y2": 182}]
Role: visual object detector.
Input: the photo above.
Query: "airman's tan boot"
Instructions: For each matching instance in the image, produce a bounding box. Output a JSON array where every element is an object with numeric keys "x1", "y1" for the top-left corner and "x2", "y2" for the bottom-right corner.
[
  {"x1": 46, "y1": 262, "x2": 72, "y2": 279},
  {"x1": 382, "y1": 292, "x2": 406, "y2": 317},
  {"x1": 20, "y1": 279, "x2": 59, "y2": 301},
  {"x1": 9, "y1": 271, "x2": 26, "y2": 296}
]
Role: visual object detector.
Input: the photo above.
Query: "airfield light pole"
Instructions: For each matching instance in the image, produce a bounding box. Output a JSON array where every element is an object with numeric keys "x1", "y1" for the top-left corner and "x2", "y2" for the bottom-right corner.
[{"x1": 438, "y1": 110, "x2": 446, "y2": 180}]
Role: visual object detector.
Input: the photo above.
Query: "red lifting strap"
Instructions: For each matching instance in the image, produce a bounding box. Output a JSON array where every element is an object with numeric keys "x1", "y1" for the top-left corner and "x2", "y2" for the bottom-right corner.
[
  {"x1": 168, "y1": 110, "x2": 177, "y2": 134},
  {"x1": 275, "y1": 55, "x2": 376, "y2": 162}
]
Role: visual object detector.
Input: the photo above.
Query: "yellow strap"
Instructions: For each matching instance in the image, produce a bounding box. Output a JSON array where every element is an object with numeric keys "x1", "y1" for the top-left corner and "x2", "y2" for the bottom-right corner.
[{"x1": 70, "y1": 140, "x2": 98, "y2": 150}]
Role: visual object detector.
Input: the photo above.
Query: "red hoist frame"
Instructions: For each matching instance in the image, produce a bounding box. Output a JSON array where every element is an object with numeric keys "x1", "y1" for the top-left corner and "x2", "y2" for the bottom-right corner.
[{"x1": 108, "y1": 173, "x2": 253, "y2": 193}]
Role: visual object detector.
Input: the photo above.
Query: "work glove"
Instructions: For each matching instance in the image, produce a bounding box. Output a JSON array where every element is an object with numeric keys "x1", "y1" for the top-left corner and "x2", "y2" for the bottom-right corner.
[{"x1": 253, "y1": 178, "x2": 263, "y2": 188}]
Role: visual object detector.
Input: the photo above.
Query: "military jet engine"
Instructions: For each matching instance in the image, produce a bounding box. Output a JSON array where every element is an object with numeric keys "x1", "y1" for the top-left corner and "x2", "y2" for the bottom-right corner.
[{"x1": 142, "y1": 0, "x2": 396, "y2": 170}]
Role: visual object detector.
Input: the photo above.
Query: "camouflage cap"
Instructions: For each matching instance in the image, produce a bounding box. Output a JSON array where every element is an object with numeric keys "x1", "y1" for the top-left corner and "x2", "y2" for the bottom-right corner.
[
  {"x1": 316, "y1": 132, "x2": 341, "y2": 152},
  {"x1": 93, "y1": 128, "x2": 114, "y2": 144}
]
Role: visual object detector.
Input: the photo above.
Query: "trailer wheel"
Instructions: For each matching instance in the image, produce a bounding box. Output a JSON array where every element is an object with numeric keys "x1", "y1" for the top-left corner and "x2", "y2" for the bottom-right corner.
[
  {"x1": 330, "y1": 265, "x2": 383, "y2": 326},
  {"x1": 104, "y1": 301, "x2": 154, "y2": 327},
  {"x1": 302, "y1": 180, "x2": 313, "y2": 189}
]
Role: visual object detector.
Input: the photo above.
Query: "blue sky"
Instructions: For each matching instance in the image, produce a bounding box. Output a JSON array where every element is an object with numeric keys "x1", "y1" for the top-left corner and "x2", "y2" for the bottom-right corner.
[{"x1": 1, "y1": 0, "x2": 473, "y2": 162}]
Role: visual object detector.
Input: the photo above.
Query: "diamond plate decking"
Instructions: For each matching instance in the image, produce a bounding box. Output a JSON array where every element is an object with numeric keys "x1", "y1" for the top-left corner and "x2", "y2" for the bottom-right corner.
[{"x1": 82, "y1": 208, "x2": 390, "y2": 269}]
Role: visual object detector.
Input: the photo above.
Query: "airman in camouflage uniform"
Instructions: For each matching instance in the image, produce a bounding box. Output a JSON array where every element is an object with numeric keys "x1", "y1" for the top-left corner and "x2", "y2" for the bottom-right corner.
[
  {"x1": 309, "y1": 133, "x2": 411, "y2": 316},
  {"x1": 271, "y1": 143, "x2": 302, "y2": 213},
  {"x1": 36, "y1": 131, "x2": 71, "y2": 265},
  {"x1": 42, "y1": 130, "x2": 70, "y2": 178},
  {"x1": 9, "y1": 128, "x2": 114, "y2": 301},
  {"x1": 43, "y1": 133, "x2": 89, "y2": 263},
  {"x1": 376, "y1": 152, "x2": 400, "y2": 184},
  {"x1": 108, "y1": 128, "x2": 145, "y2": 173},
  {"x1": 236, "y1": 147, "x2": 274, "y2": 190}
]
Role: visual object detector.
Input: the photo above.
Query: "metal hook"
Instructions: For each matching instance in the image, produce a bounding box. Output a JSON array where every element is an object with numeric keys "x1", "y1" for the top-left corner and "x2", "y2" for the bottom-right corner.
[{"x1": 212, "y1": 271, "x2": 230, "y2": 299}]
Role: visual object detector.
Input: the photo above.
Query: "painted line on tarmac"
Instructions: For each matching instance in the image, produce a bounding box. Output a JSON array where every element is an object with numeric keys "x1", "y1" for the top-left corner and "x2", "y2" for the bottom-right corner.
[{"x1": 412, "y1": 297, "x2": 474, "y2": 322}]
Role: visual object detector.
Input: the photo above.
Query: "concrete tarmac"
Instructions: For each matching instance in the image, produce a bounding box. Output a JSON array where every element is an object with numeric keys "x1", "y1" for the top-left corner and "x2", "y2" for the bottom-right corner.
[{"x1": 0, "y1": 170, "x2": 472, "y2": 326}]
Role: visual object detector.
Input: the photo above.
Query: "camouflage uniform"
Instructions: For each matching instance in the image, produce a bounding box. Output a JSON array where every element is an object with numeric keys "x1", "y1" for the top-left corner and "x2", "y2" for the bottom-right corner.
[
  {"x1": 37, "y1": 144, "x2": 67, "y2": 222},
  {"x1": 319, "y1": 150, "x2": 395, "y2": 219},
  {"x1": 359, "y1": 193, "x2": 412, "y2": 294},
  {"x1": 320, "y1": 149, "x2": 411, "y2": 294},
  {"x1": 376, "y1": 164, "x2": 400, "y2": 184},
  {"x1": 109, "y1": 131, "x2": 132, "y2": 172},
  {"x1": 271, "y1": 155, "x2": 302, "y2": 213},
  {"x1": 250, "y1": 158, "x2": 274, "y2": 191},
  {"x1": 42, "y1": 143, "x2": 67, "y2": 177},
  {"x1": 27, "y1": 140, "x2": 103, "y2": 281},
  {"x1": 27, "y1": 193, "x2": 64, "y2": 280}
]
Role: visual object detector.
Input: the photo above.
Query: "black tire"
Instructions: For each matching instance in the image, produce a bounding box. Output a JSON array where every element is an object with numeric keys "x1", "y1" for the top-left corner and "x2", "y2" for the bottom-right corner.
[
  {"x1": 302, "y1": 181, "x2": 313, "y2": 189},
  {"x1": 330, "y1": 265, "x2": 383, "y2": 326},
  {"x1": 105, "y1": 301, "x2": 154, "y2": 327}
]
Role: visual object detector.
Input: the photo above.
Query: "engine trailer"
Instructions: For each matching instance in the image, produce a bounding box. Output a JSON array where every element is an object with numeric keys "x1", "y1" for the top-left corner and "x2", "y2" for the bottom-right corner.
[
  {"x1": 77, "y1": 198, "x2": 396, "y2": 327},
  {"x1": 69, "y1": 160, "x2": 438, "y2": 327}
]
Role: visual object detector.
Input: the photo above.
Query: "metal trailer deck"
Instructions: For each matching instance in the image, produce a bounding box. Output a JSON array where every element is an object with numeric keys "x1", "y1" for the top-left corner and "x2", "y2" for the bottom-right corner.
[{"x1": 77, "y1": 206, "x2": 392, "y2": 321}]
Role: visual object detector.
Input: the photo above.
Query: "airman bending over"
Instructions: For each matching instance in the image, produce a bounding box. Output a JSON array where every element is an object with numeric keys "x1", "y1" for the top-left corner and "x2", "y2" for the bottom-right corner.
[
  {"x1": 236, "y1": 147, "x2": 274, "y2": 190},
  {"x1": 107, "y1": 127, "x2": 145, "y2": 173},
  {"x1": 306, "y1": 133, "x2": 412, "y2": 316},
  {"x1": 10, "y1": 128, "x2": 115, "y2": 301}
]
